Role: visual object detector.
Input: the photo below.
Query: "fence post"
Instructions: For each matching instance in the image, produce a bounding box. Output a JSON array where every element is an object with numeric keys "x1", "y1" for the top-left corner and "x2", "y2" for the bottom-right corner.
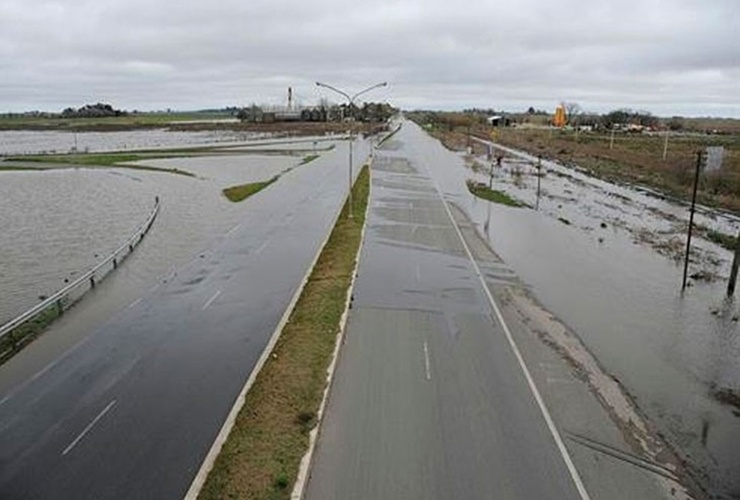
[
  {"x1": 682, "y1": 151, "x2": 704, "y2": 291},
  {"x1": 727, "y1": 229, "x2": 740, "y2": 297}
]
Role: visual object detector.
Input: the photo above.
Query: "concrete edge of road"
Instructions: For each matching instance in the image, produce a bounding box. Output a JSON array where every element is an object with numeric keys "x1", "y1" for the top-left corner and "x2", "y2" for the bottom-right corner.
[
  {"x1": 289, "y1": 155, "x2": 374, "y2": 500},
  {"x1": 183, "y1": 149, "x2": 369, "y2": 500}
]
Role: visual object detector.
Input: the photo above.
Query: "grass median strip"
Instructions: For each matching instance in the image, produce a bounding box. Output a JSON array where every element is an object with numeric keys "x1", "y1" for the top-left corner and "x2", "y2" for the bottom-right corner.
[
  {"x1": 199, "y1": 164, "x2": 370, "y2": 500},
  {"x1": 223, "y1": 176, "x2": 279, "y2": 202}
]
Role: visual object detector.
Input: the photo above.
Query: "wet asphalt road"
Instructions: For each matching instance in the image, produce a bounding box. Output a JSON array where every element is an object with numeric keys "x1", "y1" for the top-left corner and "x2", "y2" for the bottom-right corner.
[
  {"x1": 0, "y1": 141, "x2": 366, "y2": 499},
  {"x1": 304, "y1": 125, "x2": 587, "y2": 499}
]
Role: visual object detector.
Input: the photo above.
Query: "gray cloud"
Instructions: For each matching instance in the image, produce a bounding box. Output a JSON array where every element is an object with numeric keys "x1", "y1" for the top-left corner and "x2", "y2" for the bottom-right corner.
[{"x1": 1, "y1": 0, "x2": 738, "y2": 116}]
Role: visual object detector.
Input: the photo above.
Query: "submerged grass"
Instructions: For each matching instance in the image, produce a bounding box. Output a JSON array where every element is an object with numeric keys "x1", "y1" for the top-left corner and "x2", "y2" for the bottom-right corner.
[
  {"x1": 222, "y1": 177, "x2": 279, "y2": 202},
  {"x1": 300, "y1": 154, "x2": 319, "y2": 165},
  {"x1": 198, "y1": 165, "x2": 370, "y2": 500},
  {"x1": 466, "y1": 179, "x2": 527, "y2": 208},
  {"x1": 4, "y1": 152, "x2": 199, "y2": 177},
  {"x1": 0, "y1": 305, "x2": 61, "y2": 365}
]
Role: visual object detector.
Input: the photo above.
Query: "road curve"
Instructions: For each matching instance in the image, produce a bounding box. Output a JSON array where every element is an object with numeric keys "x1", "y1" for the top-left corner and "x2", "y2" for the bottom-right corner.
[{"x1": 0, "y1": 140, "x2": 367, "y2": 500}]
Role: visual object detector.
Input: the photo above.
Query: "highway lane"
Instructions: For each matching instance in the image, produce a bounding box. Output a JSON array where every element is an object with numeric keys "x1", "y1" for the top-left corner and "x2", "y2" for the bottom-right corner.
[
  {"x1": 0, "y1": 139, "x2": 369, "y2": 499},
  {"x1": 304, "y1": 127, "x2": 588, "y2": 499}
]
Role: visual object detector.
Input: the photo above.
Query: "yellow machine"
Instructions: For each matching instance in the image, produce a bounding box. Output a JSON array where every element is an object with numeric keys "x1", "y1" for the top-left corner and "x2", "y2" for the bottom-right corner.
[{"x1": 553, "y1": 104, "x2": 566, "y2": 127}]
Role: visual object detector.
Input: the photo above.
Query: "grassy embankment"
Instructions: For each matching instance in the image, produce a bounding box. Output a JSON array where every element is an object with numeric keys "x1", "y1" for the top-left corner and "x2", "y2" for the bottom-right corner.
[
  {"x1": 0, "y1": 305, "x2": 61, "y2": 364},
  {"x1": 2, "y1": 151, "x2": 212, "y2": 176},
  {"x1": 223, "y1": 177, "x2": 279, "y2": 202},
  {"x1": 199, "y1": 165, "x2": 370, "y2": 500},
  {"x1": 223, "y1": 153, "x2": 322, "y2": 202},
  {"x1": 300, "y1": 154, "x2": 319, "y2": 165},
  {"x1": 465, "y1": 179, "x2": 527, "y2": 208}
]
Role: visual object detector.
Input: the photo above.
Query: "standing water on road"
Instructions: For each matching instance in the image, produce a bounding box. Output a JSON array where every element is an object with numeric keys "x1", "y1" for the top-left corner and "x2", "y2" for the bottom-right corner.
[{"x1": 400, "y1": 121, "x2": 740, "y2": 499}]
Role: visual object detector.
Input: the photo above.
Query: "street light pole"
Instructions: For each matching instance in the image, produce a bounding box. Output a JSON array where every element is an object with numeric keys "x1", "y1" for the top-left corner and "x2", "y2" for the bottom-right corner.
[{"x1": 316, "y1": 81, "x2": 388, "y2": 218}]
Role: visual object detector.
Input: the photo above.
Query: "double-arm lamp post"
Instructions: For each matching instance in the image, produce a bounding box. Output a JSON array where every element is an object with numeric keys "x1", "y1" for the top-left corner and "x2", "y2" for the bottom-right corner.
[{"x1": 316, "y1": 81, "x2": 387, "y2": 218}]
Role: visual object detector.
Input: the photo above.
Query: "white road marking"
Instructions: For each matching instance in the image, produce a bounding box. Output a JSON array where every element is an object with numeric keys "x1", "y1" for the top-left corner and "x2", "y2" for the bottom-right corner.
[
  {"x1": 256, "y1": 241, "x2": 268, "y2": 254},
  {"x1": 202, "y1": 290, "x2": 221, "y2": 311},
  {"x1": 127, "y1": 298, "x2": 142, "y2": 309},
  {"x1": 62, "y1": 400, "x2": 116, "y2": 456},
  {"x1": 227, "y1": 223, "x2": 242, "y2": 235},
  {"x1": 423, "y1": 341, "x2": 431, "y2": 380},
  {"x1": 424, "y1": 163, "x2": 592, "y2": 500}
]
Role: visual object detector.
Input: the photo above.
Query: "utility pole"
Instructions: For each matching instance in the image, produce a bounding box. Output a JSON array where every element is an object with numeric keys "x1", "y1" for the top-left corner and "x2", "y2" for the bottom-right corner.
[
  {"x1": 536, "y1": 155, "x2": 542, "y2": 210},
  {"x1": 682, "y1": 151, "x2": 704, "y2": 291},
  {"x1": 662, "y1": 130, "x2": 669, "y2": 160},
  {"x1": 609, "y1": 128, "x2": 615, "y2": 150},
  {"x1": 489, "y1": 159, "x2": 494, "y2": 190},
  {"x1": 316, "y1": 81, "x2": 388, "y2": 219}
]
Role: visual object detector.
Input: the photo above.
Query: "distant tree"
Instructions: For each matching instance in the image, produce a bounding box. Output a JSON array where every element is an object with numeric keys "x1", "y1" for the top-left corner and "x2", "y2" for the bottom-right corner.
[
  {"x1": 601, "y1": 109, "x2": 630, "y2": 128},
  {"x1": 527, "y1": 106, "x2": 536, "y2": 114},
  {"x1": 60, "y1": 103, "x2": 125, "y2": 118},
  {"x1": 667, "y1": 116, "x2": 685, "y2": 131},
  {"x1": 563, "y1": 102, "x2": 583, "y2": 126},
  {"x1": 634, "y1": 111, "x2": 659, "y2": 128}
]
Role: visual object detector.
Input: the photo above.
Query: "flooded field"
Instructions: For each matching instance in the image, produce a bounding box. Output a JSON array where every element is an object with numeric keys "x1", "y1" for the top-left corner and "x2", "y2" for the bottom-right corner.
[
  {"x1": 0, "y1": 129, "x2": 261, "y2": 155},
  {"x1": 0, "y1": 136, "x2": 335, "y2": 325},
  {"x1": 417, "y1": 130, "x2": 740, "y2": 498}
]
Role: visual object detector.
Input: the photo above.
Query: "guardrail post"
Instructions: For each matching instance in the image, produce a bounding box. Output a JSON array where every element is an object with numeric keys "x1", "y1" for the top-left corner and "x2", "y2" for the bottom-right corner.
[{"x1": 0, "y1": 197, "x2": 160, "y2": 358}]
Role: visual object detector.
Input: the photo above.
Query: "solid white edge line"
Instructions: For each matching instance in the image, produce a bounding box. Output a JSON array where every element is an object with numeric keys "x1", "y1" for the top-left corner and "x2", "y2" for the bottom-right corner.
[
  {"x1": 423, "y1": 341, "x2": 431, "y2": 381},
  {"x1": 183, "y1": 144, "x2": 369, "y2": 500},
  {"x1": 61, "y1": 399, "x2": 116, "y2": 456},
  {"x1": 128, "y1": 298, "x2": 143, "y2": 309},
  {"x1": 423, "y1": 159, "x2": 592, "y2": 500},
  {"x1": 202, "y1": 290, "x2": 221, "y2": 311}
]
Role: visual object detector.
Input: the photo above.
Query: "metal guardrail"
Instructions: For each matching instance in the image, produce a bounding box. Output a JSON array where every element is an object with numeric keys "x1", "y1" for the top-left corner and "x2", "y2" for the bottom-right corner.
[{"x1": 0, "y1": 197, "x2": 160, "y2": 353}]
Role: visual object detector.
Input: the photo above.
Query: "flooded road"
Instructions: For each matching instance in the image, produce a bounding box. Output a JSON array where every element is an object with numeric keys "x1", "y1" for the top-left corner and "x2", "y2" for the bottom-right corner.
[
  {"x1": 0, "y1": 136, "x2": 373, "y2": 500},
  {"x1": 400, "y1": 121, "x2": 740, "y2": 499}
]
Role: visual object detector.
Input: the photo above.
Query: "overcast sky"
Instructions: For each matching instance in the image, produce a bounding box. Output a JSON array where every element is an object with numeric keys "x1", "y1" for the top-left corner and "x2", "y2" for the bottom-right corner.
[{"x1": 1, "y1": 0, "x2": 738, "y2": 117}]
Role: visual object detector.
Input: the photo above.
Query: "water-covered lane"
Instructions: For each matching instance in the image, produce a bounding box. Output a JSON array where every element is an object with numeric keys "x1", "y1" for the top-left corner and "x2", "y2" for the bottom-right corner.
[{"x1": 400, "y1": 120, "x2": 740, "y2": 499}]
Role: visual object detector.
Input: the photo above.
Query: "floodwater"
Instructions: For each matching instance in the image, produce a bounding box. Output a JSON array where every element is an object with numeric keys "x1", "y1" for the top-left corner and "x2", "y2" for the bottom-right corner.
[
  {"x1": 0, "y1": 170, "x2": 153, "y2": 322},
  {"x1": 402, "y1": 122, "x2": 739, "y2": 498},
  {"x1": 0, "y1": 129, "x2": 262, "y2": 155},
  {"x1": 0, "y1": 137, "x2": 337, "y2": 325}
]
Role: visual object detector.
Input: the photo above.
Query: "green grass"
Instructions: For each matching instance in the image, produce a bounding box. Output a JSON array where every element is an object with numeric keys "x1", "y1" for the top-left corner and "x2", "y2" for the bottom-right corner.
[
  {"x1": 300, "y1": 154, "x2": 319, "y2": 165},
  {"x1": 704, "y1": 228, "x2": 737, "y2": 251},
  {"x1": 466, "y1": 179, "x2": 527, "y2": 207},
  {"x1": 198, "y1": 165, "x2": 371, "y2": 500},
  {"x1": 0, "y1": 165, "x2": 42, "y2": 171},
  {"x1": 223, "y1": 177, "x2": 279, "y2": 202},
  {"x1": 0, "y1": 111, "x2": 233, "y2": 131},
  {"x1": 0, "y1": 304, "x2": 61, "y2": 365},
  {"x1": 3, "y1": 152, "x2": 199, "y2": 176}
]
